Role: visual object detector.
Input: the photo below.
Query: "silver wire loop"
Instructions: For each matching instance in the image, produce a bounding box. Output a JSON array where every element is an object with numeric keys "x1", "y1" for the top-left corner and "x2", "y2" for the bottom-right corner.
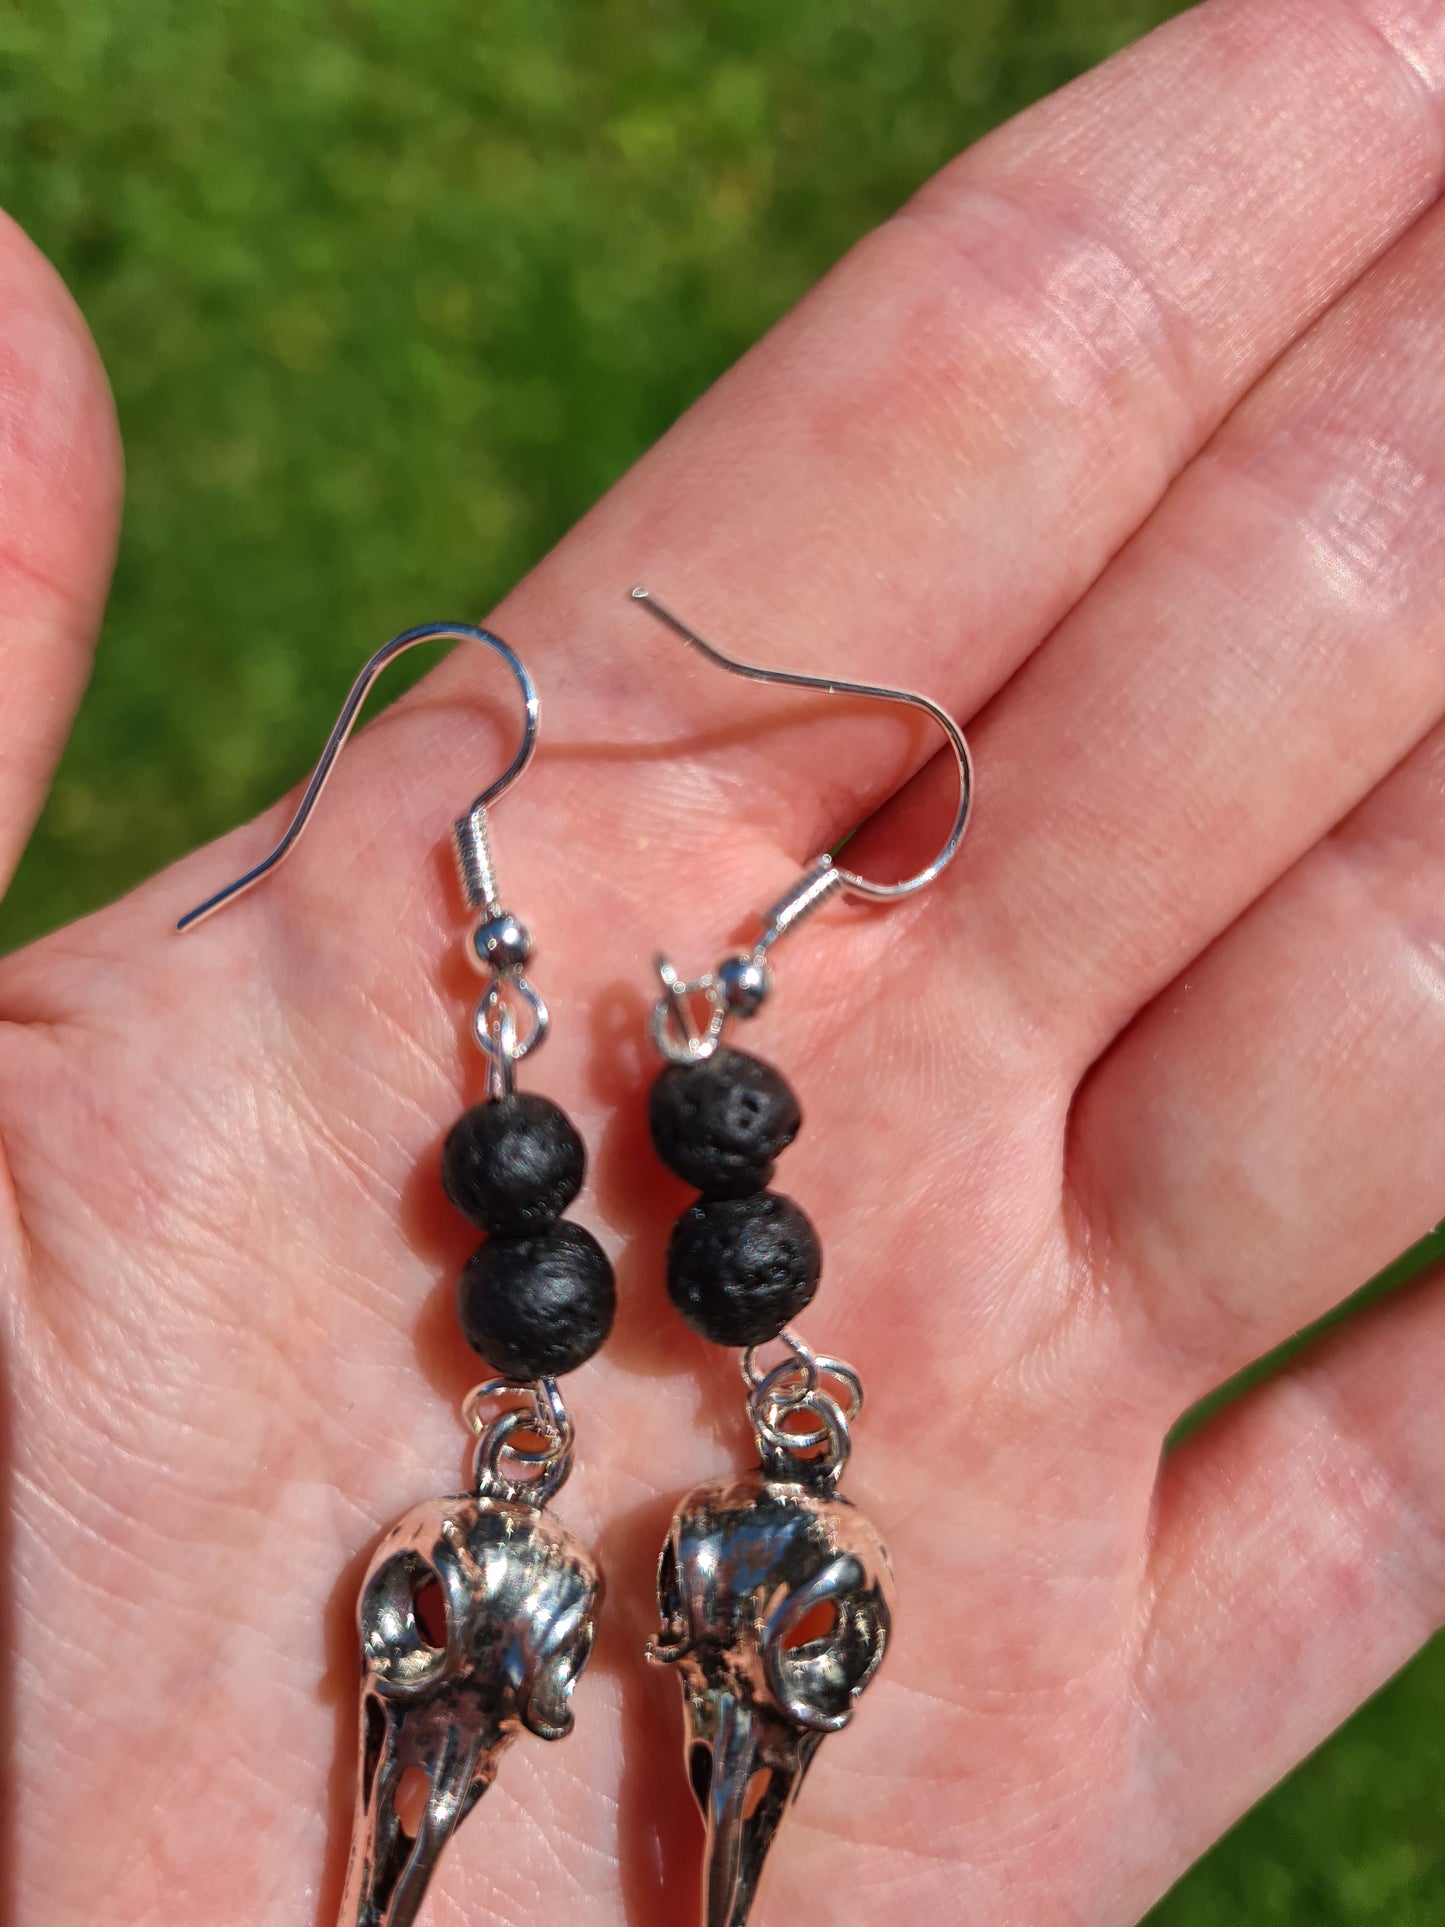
[
  {"x1": 477, "y1": 994, "x2": 518, "y2": 1103},
  {"x1": 630, "y1": 587, "x2": 973, "y2": 905},
  {"x1": 634, "y1": 587, "x2": 971, "y2": 1061},
  {"x1": 463, "y1": 1376, "x2": 575, "y2": 1465},
  {"x1": 753, "y1": 1391, "x2": 853, "y2": 1485},
  {"x1": 741, "y1": 1328, "x2": 820, "y2": 1397},
  {"x1": 175, "y1": 622, "x2": 539, "y2": 931},
  {"x1": 464, "y1": 1377, "x2": 575, "y2": 1506},
  {"x1": 744, "y1": 1331, "x2": 863, "y2": 1483},
  {"x1": 474, "y1": 976, "x2": 550, "y2": 1100},
  {"x1": 750, "y1": 1365, "x2": 863, "y2": 1452},
  {"x1": 651, "y1": 955, "x2": 727, "y2": 1065}
]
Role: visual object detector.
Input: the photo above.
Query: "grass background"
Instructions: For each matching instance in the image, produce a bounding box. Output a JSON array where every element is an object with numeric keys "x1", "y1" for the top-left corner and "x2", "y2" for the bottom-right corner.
[{"x1": 0, "y1": 1, "x2": 1441, "y2": 1916}]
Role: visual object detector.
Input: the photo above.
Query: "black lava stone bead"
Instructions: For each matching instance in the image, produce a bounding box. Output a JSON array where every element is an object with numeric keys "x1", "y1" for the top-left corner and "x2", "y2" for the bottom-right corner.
[
  {"x1": 442, "y1": 1094, "x2": 585, "y2": 1235},
  {"x1": 649, "y1": 1049, "x2": 802, "y2": 1198},
  {"x1": 457, "y1": 1220, "x2": 616, "y2": 1379},
  {"x1": 666, "y1": 1191, "x2": 821, "y2": 1346}
]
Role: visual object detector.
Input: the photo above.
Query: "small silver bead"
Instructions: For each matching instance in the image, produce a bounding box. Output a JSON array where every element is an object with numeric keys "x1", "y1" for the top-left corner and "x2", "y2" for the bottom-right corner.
[
  {"x1": 471, "y1": 912, "x2": 533, "y2": 973},
  {"x1": 716, "y1": 952, "x2": 771, "y2": 1017}
]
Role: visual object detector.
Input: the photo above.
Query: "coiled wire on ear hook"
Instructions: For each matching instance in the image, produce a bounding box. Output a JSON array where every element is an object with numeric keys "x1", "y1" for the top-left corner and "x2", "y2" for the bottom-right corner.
[
  {"x1": 175, "y1": 622, "x2": 539, "y2": 933},
  {"x1": 630, "y1": 586, "x2": 974, "y2": 1061}
]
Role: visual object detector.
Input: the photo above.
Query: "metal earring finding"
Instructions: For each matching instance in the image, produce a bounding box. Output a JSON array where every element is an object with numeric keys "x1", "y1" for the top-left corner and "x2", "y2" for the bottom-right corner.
[
  {"x1": 177, "y1": 623, "x2": 613, "y2": 1927},
  {"x1": 633, "y1": 589, "x2": 971, "y2": 1927},
  {"x1": 631, "y1": 586, "x2": 973, "y2": 1067}
]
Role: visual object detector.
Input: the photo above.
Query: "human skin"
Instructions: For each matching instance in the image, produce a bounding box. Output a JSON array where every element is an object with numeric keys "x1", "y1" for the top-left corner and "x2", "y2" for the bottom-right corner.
[{"x1": 5, "y1": 0, "x2": 1445, "y2": 1921}]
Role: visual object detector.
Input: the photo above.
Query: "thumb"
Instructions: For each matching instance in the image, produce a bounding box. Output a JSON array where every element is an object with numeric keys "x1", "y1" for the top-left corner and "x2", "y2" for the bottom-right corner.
[{"x1": 0, "y1": 212, "x2": 121, "y2": 902}]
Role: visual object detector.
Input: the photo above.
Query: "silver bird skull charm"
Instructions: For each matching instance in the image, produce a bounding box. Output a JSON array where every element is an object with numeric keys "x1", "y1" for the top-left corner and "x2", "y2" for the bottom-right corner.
[
  {"x1": 649, "y1": 1469, "x2": 895, "y2": 1926},
  {"x1": 339, "y1": 1492, "x2": 601, "y2": 1927}
]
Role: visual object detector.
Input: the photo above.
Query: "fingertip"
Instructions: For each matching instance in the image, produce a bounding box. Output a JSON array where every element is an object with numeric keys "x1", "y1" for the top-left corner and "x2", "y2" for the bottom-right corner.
[
  {"x1": 0, "y1": 208, "x2": 124, "y2": 895},
  {"x1": 0, "y1": 207, "x2": 123, "y2": 609}
]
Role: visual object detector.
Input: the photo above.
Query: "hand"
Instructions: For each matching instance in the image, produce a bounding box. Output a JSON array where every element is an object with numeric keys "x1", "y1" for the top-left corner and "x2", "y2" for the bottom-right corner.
[{"x1": 6, "y1": 3, "x2": 1445, "y2": 1920}]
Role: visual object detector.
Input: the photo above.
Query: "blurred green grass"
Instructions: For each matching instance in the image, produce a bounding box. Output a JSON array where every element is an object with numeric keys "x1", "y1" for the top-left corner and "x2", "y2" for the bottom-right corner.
[{"x1": 0, "y1": 2, "x2": 1440, "y2": 1919}]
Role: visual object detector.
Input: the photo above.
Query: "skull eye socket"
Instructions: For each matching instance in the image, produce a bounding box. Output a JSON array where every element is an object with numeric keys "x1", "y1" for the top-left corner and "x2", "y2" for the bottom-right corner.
[
  {"x1": 653, "y1": 1534, "x2": 688, "y2": 1655},
  {"x1": 780, "y1": 1600, "x2": 837, "y2": 1651},
  {"x1": 360, "y1": 1549, "x2": 451, "y2": 1690},
  {"x1": 766, "y1": 1556, "x2": 891, "y2": 1731},
  {"x1": 413, "y1": 1575, "x2": 447, "y2": 1647}
]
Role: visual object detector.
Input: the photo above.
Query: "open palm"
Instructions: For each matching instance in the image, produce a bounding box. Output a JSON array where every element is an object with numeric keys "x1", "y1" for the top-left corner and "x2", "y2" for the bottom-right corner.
[{"x1": 7, "y1": 3, "x2": 1445, "y2": 1921}]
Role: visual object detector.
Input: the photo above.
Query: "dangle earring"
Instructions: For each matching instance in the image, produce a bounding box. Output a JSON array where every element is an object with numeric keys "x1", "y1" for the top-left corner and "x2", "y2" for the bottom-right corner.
[
  {"x1": 630, "y1": 589, "x2": 972, "y2": 1927},
  {"x1": 178, "y1": 625, "x2": 615, "y2": 1927}
]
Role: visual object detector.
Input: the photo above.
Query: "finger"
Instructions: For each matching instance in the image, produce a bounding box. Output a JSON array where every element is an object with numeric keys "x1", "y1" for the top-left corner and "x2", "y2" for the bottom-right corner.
[
  {"x1": 1128, "y1": 1272, "x2": 1445, "y2": 1913},
  {"x1": 160, "y1": 0, "x2": 1445, "y2": 958},
  {"x1": 0, "y1": 213, "x2": 122, "y2": 898},
  {"x1": 911, "y1": 185, "x2": 1445, "y2": 1089},
  {"x1": 1074, "y1": 706, "x2": 1445, "y2": 1401},
  {"x1": 497, "y1": 0, "x2": 1445, "y2": 841}
]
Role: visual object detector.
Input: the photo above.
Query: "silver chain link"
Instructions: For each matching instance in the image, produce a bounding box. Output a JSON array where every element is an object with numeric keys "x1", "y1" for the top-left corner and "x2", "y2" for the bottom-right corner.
[
  {"x1": 463, "y1": 1377, "x2": 575, "y2": 1506},
  {"x1": 741, "y1": 1330, "x2": 864, "y2": 1485}
]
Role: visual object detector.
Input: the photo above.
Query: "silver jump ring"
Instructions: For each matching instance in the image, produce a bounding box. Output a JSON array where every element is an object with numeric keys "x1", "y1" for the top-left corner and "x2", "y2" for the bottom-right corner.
[
  {"x1": 462, "y1": 1377, "x2": 522, "y2": 1435},
  {"x1": 754, "y1": 1390, "x2": 833, "y2": 1455},
  {"x1": 533, "y1": 1375, "x2": 571, "y2": 1443},
  {"x1": 741, "y1": 1328, "x2": 819, "y2": 1397},
  {"x1": 812, "y1": 1356, "x2": 864, "y2": 1424},
  {"x1": 477, "y1": 995, "x2": 518, "y2": 1102},
  {"x1": 743, "y1": 1338, "x2": 862, "y2": 1435},
  {"x1": 473, "y1": 1407, "x2": 574, "y2": 1505},
  {"x1": 751, "y1": 1357, "x2": 820, "y2": 1418},
  {"x1": 473, "y1": 974, "x2": 549, "y2": 1064},
  {"x1": 463, "y1": 1377, "x2": 575, "y2": 1470},
  {"x1": 755, "y1": 1393, "x2": 852, "y2": 1481},
  {"x1": 651, "y1": 956, "x2": 726, "y2": 1066}
]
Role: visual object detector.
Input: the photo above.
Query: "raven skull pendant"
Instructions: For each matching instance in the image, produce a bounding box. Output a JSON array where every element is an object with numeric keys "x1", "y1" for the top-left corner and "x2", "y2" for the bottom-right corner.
[
  {"x1": 649, "y1": 1469, "x2": 894, "y2": 1926},
  {"x1": 339, "y1": 1492, "x2": 601, "y2": 1927}
]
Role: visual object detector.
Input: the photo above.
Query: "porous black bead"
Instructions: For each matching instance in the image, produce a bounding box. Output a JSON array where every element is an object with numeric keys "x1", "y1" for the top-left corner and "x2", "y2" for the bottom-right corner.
[
  {"x1": 666, "y1": 1191, "x2": 821, "y2": 1346},
  {"x1": 649, "y1": 1049, "x2": 802, "y2": 1198},
  {"x1": 442, "y1": 1094, "x2": 585, "y2": 1235},
  {"x1": 457, "y1": 1220, "x2": 616, "y2": 1379}
]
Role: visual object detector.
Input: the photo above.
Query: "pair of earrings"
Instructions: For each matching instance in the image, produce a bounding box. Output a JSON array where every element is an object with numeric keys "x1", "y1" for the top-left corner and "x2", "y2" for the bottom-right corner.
[{"x1": 178, "y1": 589, "x2": 971, "y2": 1927}]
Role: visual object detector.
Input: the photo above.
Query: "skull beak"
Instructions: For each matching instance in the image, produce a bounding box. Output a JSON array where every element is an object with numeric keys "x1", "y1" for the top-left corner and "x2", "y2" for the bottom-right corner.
[
  {"x1": 691, "y1": 1692, "x2": 820, "y2": 1927},
  {"x1": 339, "y1": 1700, "x2": 503, "y2": 1927}
]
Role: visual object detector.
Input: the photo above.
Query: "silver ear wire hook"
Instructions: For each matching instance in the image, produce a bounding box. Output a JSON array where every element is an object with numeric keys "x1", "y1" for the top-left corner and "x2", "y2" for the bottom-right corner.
[
  {"x1": 631, "y1": 587, "x2": 973, "y2": 1061},
  {"x1": 175, "y1": 622, "x2": 539, "y2": 933},
  {"x1": 630, "y1": 586, "x2": 972, "y2": 908}
]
